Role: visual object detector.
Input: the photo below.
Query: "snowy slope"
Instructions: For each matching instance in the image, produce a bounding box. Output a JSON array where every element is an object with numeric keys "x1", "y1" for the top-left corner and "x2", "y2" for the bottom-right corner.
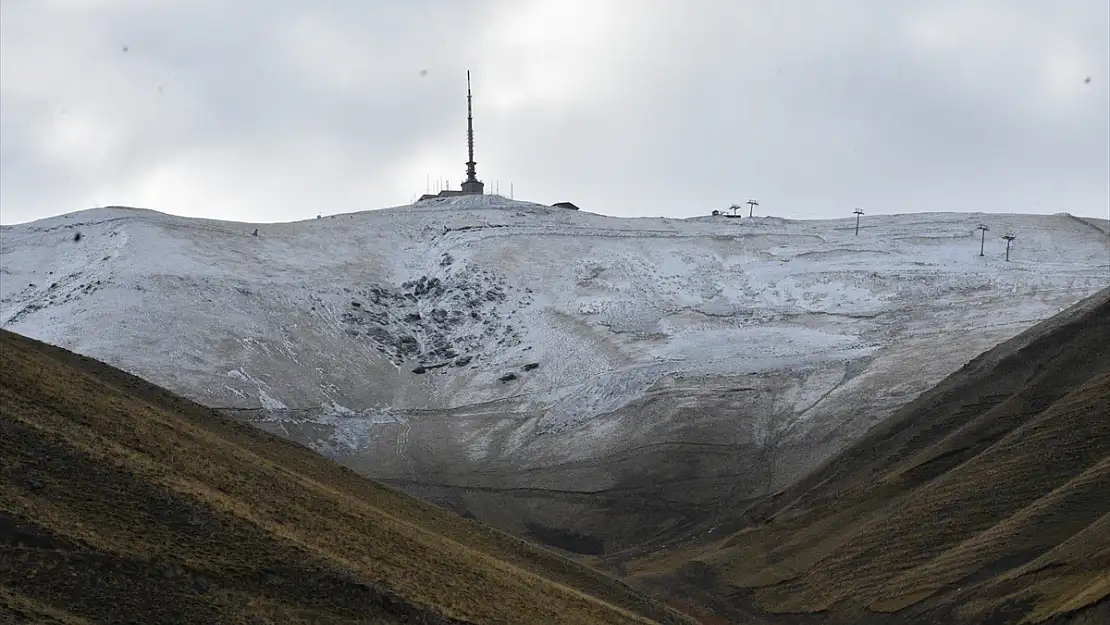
[{"x1": 2, "y1": 197, "x2": 1108, "y2": 547}]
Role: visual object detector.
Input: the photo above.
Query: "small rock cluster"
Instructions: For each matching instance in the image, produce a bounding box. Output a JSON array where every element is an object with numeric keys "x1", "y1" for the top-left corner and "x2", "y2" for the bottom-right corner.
[
  {"x1": 4, "y1": 271, "x2": 106, "y2": 325},
  {"x1": 498, "y1": 362, "x2": 541, "y2": 383}
]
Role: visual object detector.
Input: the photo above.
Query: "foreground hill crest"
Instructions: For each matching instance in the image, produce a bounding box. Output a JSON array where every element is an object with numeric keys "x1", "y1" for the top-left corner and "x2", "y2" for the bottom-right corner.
[{"x1": 0, "y1": 327, "x2": 693, "y2": 624}]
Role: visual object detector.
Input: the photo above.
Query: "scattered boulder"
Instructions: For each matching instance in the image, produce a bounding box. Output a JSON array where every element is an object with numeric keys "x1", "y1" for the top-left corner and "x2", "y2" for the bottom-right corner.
[
  {"x1": 499, "y1": 373, "x2": 518, "y2": 383},
  {"x1": 523, "y1": 362, "x2": 540, "y2": 371},
  {"x1": 397, "y1": 336, "x2": 419, "y2": 358},
  {"x1": 454, "y1": 356, "x2": 473, "y2": 367},
  {"x1": 412, "y1": 366, "x2": 427, "y2": 374},
  {"x1": 73, "y1": 232, "x2": 82, "y2": 242}
]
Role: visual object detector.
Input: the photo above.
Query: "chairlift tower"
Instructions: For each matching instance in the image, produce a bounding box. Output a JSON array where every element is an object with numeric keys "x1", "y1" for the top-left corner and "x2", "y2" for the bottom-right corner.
[
  {"x1": 853, "y1": 209, "x2": 864, "y2": 236},
  {"x1": 977, "y1": 224, "x2": 990, "y2": 256},
  {"x1": 1002, "y1": 234, "x2": 1017, "y2": 261},
  {"x1": 747, "y1": 199, "x2": 759, "y2": 218}
]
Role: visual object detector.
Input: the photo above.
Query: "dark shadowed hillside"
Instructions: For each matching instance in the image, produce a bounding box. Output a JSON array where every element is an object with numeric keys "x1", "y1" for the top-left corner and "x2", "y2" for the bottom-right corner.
[
  {"x1": 0, "y1": 329, "x2": 694, "y2": 625},
  {"x1": 627, "y1": 288, "x2": 1110, "y2": 625}
]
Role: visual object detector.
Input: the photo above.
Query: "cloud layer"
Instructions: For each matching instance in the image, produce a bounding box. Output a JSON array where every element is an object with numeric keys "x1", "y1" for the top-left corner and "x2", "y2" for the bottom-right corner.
[{"x1": 2, "y1": 0, "x2": 1107, "y2": 224}]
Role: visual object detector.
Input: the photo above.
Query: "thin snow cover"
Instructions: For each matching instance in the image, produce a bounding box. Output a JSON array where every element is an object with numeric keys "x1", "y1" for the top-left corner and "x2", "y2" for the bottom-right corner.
[
  {"x1": 2, "y1": 199, "x2": 1108, "y2": 470},
  {"x1": 309, "y1": 404, "x2": 410, "y2": 458}
]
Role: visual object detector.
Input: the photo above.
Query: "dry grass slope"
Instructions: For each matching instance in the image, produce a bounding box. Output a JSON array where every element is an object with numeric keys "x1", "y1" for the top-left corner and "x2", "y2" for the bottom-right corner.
[
  {"x1": 631, "y1": 289, "x2": 1110, "y2": 625},
  {"x1": 0, "y1": 329, "x2": 695, "y2": 625}
]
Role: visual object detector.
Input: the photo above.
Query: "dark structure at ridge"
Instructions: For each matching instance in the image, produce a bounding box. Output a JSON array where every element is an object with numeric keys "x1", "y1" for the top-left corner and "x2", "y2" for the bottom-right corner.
[{"x1": 420, "y1": 71, "x2": 485, "y2": 201}]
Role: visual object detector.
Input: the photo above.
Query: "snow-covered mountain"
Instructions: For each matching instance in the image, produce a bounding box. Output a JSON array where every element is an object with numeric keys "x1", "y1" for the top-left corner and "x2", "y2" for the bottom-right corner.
[{"x1": 3, "y1": 196, "x2": 1107, "y2": 550}]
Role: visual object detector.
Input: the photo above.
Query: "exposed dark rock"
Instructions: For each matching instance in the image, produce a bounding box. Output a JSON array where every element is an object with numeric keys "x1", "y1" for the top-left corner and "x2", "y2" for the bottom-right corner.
[
  {"x1": 498, "y1": 373, "x2": 518, "y2": 383},
  {"x1": 397, "y1": 336, "x2": 419, "y2": 358},
  {"x1": 454, "y1": 356, "x2": 473, "y2": 367},
  {"x1": 523, "y1": 363, "x2": 540, "y2": 371},
  {"x1": 365, "y1": 327, "x2": 395, "y2": 345},
  {"x1": 412, "y1": 366, "x2": 427, "y2": 374},
  {"x1": 334, "y1": 265, "x2": 522, "y2": 366}
]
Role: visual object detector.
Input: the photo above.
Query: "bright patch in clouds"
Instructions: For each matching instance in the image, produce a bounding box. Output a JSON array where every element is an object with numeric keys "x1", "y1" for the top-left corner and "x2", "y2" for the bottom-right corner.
[{"x1": 481, "y1": 0, "x2": 620, "y2": 112}]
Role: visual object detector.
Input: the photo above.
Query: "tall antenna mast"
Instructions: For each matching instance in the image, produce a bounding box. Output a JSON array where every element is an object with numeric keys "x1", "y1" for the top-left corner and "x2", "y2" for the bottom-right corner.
[
  {"x1": 461, "y1": 71, "x2": 484, "y2": 195},
  {"x1": 466, "y1": 72, "x2": 475, "y2": 178},
  {"x1": 466, "y1": 71, "x2": 477, "y2": 183}
]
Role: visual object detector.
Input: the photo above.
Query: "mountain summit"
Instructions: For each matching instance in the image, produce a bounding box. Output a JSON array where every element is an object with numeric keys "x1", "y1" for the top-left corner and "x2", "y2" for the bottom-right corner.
[{"x1": 2, "y1": 199, "x2": 1107, "y2": 551}]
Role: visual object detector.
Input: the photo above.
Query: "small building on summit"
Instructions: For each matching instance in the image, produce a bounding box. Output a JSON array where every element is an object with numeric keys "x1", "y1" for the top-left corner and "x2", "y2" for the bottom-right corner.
[
  {"x1": 419, "y1": 71, "x2": 485, "y2": 202},
  {"x1": 551, "y1": 202, "x2": 580, "y2": 211}
]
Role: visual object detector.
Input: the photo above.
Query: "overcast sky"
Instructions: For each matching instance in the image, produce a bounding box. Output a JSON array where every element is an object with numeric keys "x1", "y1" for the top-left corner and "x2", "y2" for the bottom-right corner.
[{"x1": 1, "y1": 0, "x2": 1108, "y2": 225}]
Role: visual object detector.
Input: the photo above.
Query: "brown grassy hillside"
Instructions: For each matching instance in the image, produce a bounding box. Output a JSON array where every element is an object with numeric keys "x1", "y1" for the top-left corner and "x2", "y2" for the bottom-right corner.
[
  {"x1": 0, "y1": 329, "x2": 695, "y2": 625},
  {"x1": 629, "y1": 289, "x2": 1110, "y2": 625}
]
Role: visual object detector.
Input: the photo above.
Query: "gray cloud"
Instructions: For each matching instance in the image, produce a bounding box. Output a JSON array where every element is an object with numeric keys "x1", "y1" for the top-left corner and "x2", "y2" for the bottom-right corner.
[{"x1": 1, "y1": 0, "x2": 1107, "y2": 224}]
